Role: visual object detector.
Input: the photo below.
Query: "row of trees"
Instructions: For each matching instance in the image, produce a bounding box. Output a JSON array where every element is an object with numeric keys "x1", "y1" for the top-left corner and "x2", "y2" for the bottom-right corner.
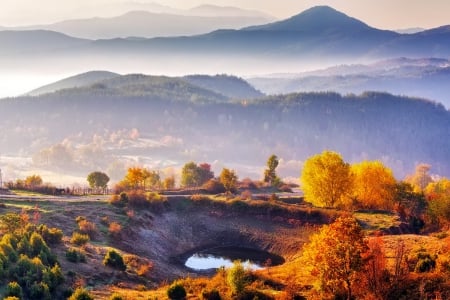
[
  {"x1": 301, "y1": 151, "x2": 397, "y2": 209},
  {"x1": 300, "y1": 150, "x2": 450, "y2": 228}
]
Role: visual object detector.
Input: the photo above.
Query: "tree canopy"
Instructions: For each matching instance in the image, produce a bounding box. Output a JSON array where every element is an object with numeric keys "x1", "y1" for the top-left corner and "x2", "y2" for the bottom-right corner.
[
  {"x1": 264, "y1": 154, "x2": 280, "y2": 186},
  {"x1": 181, "y1": 162, "x2": 214, "y2": 188},
  {"x1": 86, "y1": 171, "x2": 110, "y2": 189},
  {"x1": 300, "y1": 150, "x2": 353, "y2": 208},
  {"x1": 351, "y1": 161, "x2": 396, "y2": 209},
  {"x1": 219, "y1": 168, "x2": 238, "y2": 193},
  {"x1": 301, "y1": 216, "x2": 368, "y2": 300}
]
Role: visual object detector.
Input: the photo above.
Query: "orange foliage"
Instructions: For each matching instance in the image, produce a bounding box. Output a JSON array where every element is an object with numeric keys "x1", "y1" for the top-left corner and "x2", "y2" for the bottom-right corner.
[{"x1": 351, "y1": 160, "x2": 396, "y2": 210}]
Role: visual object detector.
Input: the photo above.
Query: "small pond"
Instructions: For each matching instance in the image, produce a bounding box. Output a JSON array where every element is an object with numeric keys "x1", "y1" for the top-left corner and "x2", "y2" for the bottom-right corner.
[{"x1": 185, "y1": 246, "x2": 284, "y2": 270}]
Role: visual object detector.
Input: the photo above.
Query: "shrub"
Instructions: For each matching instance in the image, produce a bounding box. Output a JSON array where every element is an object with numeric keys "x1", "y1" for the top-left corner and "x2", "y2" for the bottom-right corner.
[
  {"x1": 5, "y1": 281, "x2": 23, "y2": 299},
  {"x1": 39, "y1": 225, "x2": 63, "y2": 245},
  {"x1": 77, "y1": 220, "x2": 97, "y2": 238},
  {"x1": 68, "y1": 287, "x2": 94, "y2": 300},
  {"x1": 29, "y1": 281, "x2": 51, "y2": 300},
  {"x1": 108, "y1": 222, "x2": 122, "y2": 238},
  {"x1": 103, "y1": 249, "x2": 126, "y2": 271},
  {"x1": 227, "y1": 260, "x2": 248, "y2": 296},
  {"x1": 70, "y1": 233, "x2": 90, "y2": 246},
  {"x1": 30, "y1": 232, "x2": 46, "y2": 256},
  {"x1": 109, "y1": 192, "x2": 128, "y2": 207},
  {"x1": 66, "y1": 248, "x2": 86, "y2": 263},
  {"x1": 127, "y1": 190, "x2": 147, "y2": 207},
  {"x1": 202, "y1": 179, "x2": 226, "y2": 194},
  {"x1": 414, "y1": 252, "x2": 436, "y2": 273},
  {"x1": 167, "y1": 283, "x2": 187, "y2": 300}
]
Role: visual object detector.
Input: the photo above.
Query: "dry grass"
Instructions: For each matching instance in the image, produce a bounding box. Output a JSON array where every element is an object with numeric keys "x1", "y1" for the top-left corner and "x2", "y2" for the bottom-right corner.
[{"x1": 353, "y1": 211, "x2": 402, "y2": 234}]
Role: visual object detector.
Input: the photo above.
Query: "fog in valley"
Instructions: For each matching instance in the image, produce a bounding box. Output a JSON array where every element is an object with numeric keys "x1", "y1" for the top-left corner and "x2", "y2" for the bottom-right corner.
[{"x1": 1, "y1": 4, "x2": 449, "y2": 188}]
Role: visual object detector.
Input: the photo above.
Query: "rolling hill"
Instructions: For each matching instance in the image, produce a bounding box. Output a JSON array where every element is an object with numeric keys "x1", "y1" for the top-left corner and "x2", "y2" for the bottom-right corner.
[
  {"x1": 27, "y1": 71, "x2": 120, "y2": 96},
  {"x1": 0, "y1": 74, "x2": 449, "y2": 182}
]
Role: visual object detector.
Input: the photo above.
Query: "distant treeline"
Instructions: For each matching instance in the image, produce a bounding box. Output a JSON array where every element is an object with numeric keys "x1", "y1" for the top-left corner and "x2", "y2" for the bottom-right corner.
[{"x1": 0, "y1": 82, "x2": 449, "y2": 178}]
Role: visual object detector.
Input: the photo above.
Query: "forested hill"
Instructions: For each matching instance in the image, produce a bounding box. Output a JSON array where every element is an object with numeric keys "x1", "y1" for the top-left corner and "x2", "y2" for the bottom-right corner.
[
  {"x1": 0, "y1": 90, "x2": 448, "y2": 179},
  {"x1": 25, "y1": 73, "x2": 261, "y2": 100}
]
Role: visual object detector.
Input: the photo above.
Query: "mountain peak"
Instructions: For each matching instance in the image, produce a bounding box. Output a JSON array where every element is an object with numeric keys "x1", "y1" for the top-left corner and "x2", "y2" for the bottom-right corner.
[{"x1": 245, "y1": 5, "x2": 372, "y2": 33}]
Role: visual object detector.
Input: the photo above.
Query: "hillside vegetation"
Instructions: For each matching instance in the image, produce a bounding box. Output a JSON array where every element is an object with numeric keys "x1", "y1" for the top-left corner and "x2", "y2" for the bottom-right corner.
[{"x1": 0, "y1": 77, "x2": 448, "y2": 180}]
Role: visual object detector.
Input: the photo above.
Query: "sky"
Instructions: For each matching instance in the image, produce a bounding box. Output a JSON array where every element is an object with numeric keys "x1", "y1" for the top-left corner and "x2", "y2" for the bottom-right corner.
[{"x1": 0, "y1": 0, "x2": 449, "y2": 30}]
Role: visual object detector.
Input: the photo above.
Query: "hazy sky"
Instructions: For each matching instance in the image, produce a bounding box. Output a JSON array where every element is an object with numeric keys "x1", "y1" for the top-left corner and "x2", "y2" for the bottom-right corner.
[{"x1": 0, "y1": 0, "x2": 449, "y2": 29}]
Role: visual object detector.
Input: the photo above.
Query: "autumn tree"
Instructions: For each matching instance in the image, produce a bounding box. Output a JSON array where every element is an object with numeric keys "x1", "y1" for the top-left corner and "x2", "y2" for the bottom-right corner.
[
  {"x1": 219, "y1": 168, "x2": 238, "y2": 193},
  {"x1": 163, "y1": 175, "x2": 176, "y2": 190},
  {"x1": 25, "y1": 175, "x2": 43, "y2": 190},
  {"x1": 301, "y1": 216, "x2": 368, "y2": 300},
  {"x1": 405, "y1": 163, "x2": 433, "y2": 192},
  {"x1": 300, "y1": 150, "x2": 353, "y2": 208},
  {"x1": 361, "y1": 233, "x2": 390, "y2": 299},
  {"x1": 264, "y1": 154, "x2": 280, "y2": 186},
  {"x1": 121, "y1": 167, "x2": 160, "y2": 190},
  {"x1": 424, "y1": 177, "x2": 450, "y2": 226},
  {"x1": 86, "y1": 171, "x2": 110, "y2": 189},
  {"x1": 143, "y1": 169, "x2": 161, "y2": 190},
  {"x1": 351, "y1": 161, "x2": 396, "y2": 209},
  {"x1": 124, "y1": 167, "x2": 145, "y2": 189}
]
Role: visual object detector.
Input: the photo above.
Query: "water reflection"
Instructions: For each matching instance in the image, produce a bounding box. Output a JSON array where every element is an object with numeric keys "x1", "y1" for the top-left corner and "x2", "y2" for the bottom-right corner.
[{"x1": 184, "y1": 246, "x2": 284, "y2": 270}]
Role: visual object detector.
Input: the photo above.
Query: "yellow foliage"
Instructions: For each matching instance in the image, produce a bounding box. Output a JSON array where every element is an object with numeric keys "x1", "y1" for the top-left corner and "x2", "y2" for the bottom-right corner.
[
  {"x1": 300, "y1": 150, "x2": 352, "y2": 208},
  {"x1": 424, "y1": 178, "x2": 450, "y2": 197},
  {"x1": 351, "y1": 160, "x2": 396, "y2": 210}
]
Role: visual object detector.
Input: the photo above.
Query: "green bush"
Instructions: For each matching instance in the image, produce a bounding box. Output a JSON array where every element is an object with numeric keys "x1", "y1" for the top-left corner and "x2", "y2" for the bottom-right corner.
[
  {"x1": 227, "y1": 260, "x2": 248, "y2": 296},
  {"x1": 70, "y1": 232, "x2": 90, "y2": 246},
  {"x1": 39, "y1": 225, "x2": 63, "y2": 245},
  {"x1": 167, "y1": 283, "x2": 187, "y2": 300},
  {"x1": 415, "y1": 253, "x2": 436, "y2": 273},
  {"x1": 103, "y1": 249, "x2": 126, "y2": 271},
  {"x1": 42, "y1": 263, "x2": 64, "y2": 291},
  {"x1": 5, "y1": 281, "x2": 23, "y2": 299},
  {"x1": 66, "y1": 248, "x2": 86, "y2": 263},
  {"x1": 29, "y1": 281, "x2": 51, "y2": 300},
  {"x1": 68, "y1": 287, "x2": 94, "y2": 300}
]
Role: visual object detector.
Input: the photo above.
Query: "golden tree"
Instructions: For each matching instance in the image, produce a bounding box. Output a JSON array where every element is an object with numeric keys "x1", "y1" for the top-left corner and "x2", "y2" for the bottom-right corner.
[
  {"x1": 424, "y1": 177, "x2": 450, "y2": 226},
  {"x1": 220, "y1": 168, "x2": 238, "y2": 193},
  {"x1": 351, "y1": 160, "x2": 396, "y2": 209},
  {"x1": 300, "y1": 150, "x2": 352, "y2": 207},
  {"x1": 301, "y1": 216, "x2": 368, "y2": 300}
]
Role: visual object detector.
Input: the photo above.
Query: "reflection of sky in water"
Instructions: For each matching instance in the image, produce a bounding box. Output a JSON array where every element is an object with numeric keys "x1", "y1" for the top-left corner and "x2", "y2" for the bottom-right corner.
[{"x1": 185, "y1": 254, "x2": 262, "y2": 270}]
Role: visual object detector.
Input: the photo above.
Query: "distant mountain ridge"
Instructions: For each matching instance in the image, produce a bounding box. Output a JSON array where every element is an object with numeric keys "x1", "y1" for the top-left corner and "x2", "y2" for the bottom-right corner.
[
  {"x1": 247, "y1": 57, "x2": 450, "y2": 108},
  {"x1": 2, "y1": 6, "x2": 274, "y2": 39},
  {"x1": 2, "y1": 5, "x2": 450, "y2": 85}
]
